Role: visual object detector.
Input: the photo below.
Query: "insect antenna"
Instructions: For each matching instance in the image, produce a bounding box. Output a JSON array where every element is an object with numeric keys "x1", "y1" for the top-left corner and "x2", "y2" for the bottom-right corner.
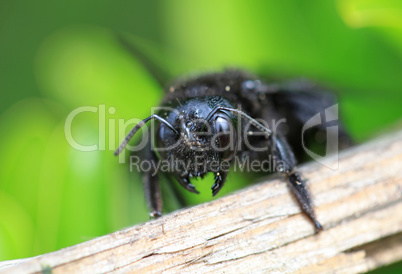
[{"x1": 114, "y1": 114, "x2": 178, "y2": 156}]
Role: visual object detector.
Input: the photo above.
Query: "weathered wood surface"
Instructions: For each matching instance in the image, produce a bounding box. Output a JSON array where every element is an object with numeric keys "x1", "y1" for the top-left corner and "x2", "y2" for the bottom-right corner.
[{"x1": 1, "y1": 130, "x2": 402, "y2": 273}]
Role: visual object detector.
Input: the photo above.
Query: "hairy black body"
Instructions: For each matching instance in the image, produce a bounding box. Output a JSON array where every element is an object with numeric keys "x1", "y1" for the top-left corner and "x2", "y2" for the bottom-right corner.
[{"x1": 115, "y1": 70, "x2": 352, "y2": 232}]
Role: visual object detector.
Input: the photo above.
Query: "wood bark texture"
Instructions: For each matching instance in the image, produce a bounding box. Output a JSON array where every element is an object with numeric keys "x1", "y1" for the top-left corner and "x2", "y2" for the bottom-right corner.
[{"x1": 1, "y1": 130, "x2": 401, "y2": 273}]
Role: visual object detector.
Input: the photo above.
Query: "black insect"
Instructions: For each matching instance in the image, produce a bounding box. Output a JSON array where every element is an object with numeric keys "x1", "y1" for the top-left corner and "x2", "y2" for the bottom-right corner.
[{"x1": 114, "y1": 69, "x2": 352, "y2": 232}]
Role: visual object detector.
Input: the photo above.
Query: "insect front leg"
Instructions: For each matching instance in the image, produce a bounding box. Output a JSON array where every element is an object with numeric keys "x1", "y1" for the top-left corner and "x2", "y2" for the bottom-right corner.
[
  {"x1": 271, "y1": 135, "x2": 323, "y2": 232},
  {"x1": 142, "y1": 142, "x2": 163, "y2": 218}
]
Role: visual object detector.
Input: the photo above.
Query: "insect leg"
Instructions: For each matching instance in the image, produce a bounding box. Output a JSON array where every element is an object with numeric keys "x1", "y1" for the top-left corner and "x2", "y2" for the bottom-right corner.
[
  {"x1": 287, "y1": 172, "x2": 323, "y2": 232},
  {"x1": 142, "y1": 142, "x2": 163, "y2": 218},
  {"x1": 271, "y1": 135, "x2": 323, "y2": 232}
]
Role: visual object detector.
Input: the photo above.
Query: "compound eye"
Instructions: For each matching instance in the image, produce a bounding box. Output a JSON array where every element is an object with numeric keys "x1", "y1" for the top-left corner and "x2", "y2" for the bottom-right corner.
[
  {"x1": 214, "y1": 116, "x2": 237, "y2": 160},
  {"x1": 155, "y1": 122, "x2": 178, "y2": 160}
]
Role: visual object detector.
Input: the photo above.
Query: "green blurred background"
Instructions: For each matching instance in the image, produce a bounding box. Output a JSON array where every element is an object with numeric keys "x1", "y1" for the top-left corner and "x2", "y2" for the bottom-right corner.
[{"x1": 0, "y1": 0, "x2": 401, "y2": 267}]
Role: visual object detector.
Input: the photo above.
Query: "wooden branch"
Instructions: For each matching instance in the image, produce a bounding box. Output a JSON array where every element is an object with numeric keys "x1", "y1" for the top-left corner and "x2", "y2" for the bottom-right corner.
[{"x1": 1, "y1": 130, "x2": 402, "y2": 273}]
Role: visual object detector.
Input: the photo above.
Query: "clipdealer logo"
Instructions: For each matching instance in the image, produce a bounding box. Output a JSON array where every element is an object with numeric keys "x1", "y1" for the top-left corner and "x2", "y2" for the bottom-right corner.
[{"x1": 64, "y1": 104, "x2": 341, "y2": 170}]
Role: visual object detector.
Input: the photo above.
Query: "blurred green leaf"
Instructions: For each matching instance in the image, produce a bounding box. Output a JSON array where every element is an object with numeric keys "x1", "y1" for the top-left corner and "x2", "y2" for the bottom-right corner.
[
  {"x1": 338, "y1": 0, "x2": 402, "y2": 57},
  {"x1": 35, "y1": 26, "x2": 161, "y2": 119},
  {"x1": 0, "y1": 191, "x2": 34, "y2": 260},
  {"x1": 0, "y1": 99, "x2": 60, "y2": 259}
]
